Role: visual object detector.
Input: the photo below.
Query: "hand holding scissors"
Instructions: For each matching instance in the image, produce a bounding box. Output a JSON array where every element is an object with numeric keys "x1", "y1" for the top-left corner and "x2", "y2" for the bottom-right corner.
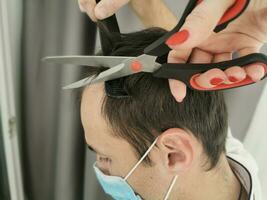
[
  {"x1": 44, "y1": 0, "x2": 266, "y2": 98},
  {"x1": 165, "y1": 0, "x2": 267, "y2": 101}
]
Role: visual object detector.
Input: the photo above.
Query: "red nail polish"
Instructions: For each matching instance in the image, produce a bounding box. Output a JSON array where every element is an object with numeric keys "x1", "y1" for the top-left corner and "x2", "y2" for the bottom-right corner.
[
  {"x1": 210, "y1": 78, "x2": 224, "y2": 85},
  {"x1": 166, "y1": 30, "x2": 189, "y2": 46},
  {"x1": 228, "y1": 76, "x2": 239, "y2": 83}
]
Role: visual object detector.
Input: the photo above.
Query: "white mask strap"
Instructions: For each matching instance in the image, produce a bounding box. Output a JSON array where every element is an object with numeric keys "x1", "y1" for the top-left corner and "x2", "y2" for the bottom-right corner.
[
  {"x1": 124, "y1": 137, "x2": 158, "y2": 180},
  {"x1": 163, "y1": 175, "x2": 178, "y2": 200}
]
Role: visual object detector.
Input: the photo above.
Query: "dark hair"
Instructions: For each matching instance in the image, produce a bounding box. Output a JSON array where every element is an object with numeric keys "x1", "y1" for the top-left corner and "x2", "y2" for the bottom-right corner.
[{"x1": 82, "y1": 25, "x2": 228, "y2": 169}]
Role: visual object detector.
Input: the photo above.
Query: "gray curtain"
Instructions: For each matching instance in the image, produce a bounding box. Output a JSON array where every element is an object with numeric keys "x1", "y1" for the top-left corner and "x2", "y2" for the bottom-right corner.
[
  {"x1": 0, "y1": 115, "x2": 10, "y2": 200},
  {"x1": 21, "y1": 0, "x2": 96, "y2": 199}
]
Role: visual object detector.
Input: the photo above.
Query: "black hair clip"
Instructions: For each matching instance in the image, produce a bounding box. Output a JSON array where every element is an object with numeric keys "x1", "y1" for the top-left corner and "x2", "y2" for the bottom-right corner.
[{"x1": 105, "y1": 78, "x2": 131, "y2": 98}]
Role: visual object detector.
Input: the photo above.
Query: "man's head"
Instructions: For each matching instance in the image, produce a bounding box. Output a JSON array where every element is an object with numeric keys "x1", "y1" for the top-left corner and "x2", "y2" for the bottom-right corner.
[{"x1": 80, "y1": 27, "x2": 228, "y2": 199}]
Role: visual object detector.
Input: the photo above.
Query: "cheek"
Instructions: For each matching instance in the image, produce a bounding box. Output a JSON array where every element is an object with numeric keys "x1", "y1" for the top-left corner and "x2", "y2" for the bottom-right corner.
[
  {"x1": 108, "y1": 149, "x2": 139, "y2": 178},
  {"x1": 130, "y1": 164, "x2": 155, "y2": 184},
  {"x1": 126, "y1": 164, "x2": 157, "y2": 197},
  {"x1": 111, "y1": 155, "x2": 137, "y2": 178},
  {"x1": 126, "y1": 162, "x2": 173, "y2": 198}
]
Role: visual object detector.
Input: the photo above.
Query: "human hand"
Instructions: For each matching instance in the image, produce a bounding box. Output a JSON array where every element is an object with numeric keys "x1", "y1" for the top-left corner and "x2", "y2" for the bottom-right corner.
[
  {"x1": 78, "y1": 0, "x2": 130, "y2": 21},
  {"x1": 79, "y1": 0, "x2": 178, "y2": 32},
  {"x1": 166, "y1": 0, "x2": 267, "y2": 102}
]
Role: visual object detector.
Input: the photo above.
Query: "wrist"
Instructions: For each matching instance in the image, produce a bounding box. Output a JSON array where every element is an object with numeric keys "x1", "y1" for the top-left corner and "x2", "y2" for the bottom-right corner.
[
  {"x1": 130, "y1": 0, "x2": 153, "y2": 16},
  {"x1": 130, "y1": 0, "x2": 177, "y2": 30}
]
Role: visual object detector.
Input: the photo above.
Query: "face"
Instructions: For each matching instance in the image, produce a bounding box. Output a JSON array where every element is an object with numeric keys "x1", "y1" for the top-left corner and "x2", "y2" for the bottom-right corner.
[{"x1": 81, "y1": 83, "x2": 183, "y2": 199}]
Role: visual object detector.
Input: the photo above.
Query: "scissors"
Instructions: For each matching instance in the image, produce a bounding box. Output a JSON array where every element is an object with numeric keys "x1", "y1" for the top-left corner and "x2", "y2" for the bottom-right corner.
[{"x1": 43, "y1": 0, "x2": 267, "y2": 91}]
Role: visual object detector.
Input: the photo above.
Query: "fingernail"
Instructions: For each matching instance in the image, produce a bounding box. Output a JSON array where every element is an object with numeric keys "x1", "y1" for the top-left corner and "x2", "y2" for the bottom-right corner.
[
  {"x1": 210, "y1": 78, "x2": 224, "y2": 85},
  {"x1": 166, "y1": 30, "x2": 189, "y2": 46},
  {"x1": 228, "y1": 76, "x2": 239, "y2": 83}
]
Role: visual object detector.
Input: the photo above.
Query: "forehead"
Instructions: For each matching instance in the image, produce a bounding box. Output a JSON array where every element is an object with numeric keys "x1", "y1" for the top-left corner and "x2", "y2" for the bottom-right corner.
[
  {"x1": 80, "y1": 83, "x2": 133, "y2": 156},
  {"x1": 81, "y1": 82, "x2": 104, "y2": 121},
  {"x1": 80, "y1": 83, "x2": 110, "y2": 144}
]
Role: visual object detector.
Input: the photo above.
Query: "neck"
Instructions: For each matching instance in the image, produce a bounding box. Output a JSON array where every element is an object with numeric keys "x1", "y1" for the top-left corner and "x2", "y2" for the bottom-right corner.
[{"x1": 171, "y1": 155, "x2": 243, "y2": 200}]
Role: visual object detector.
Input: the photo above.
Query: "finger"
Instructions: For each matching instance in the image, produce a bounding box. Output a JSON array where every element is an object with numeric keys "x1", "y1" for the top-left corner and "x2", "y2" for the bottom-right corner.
[
  {"x1": 244, "y1": 64, "x2": 266, "y2": 82},
  {"x1": 79, "y1": 0, "x2": 97, "y2": 21},
  {"x1": 213, "y1": 52, "x2": 232, "y2": 63},
  {"x1": 168, "y1": 49, "x2": 192, "y2": 63},
  {"x1": 224, "y1": 66, "x2": 246, "y2": 83},
  {"x1": 169, "y1": 79, "x2": 187, "y2": 103},
  {"x1": 95, "y1": 0, "x2": 130, "y2": 19},
  {"x1": 190, "y1": 50, "x2": 228, "y2": 88},
  {"x1": 195, "y1": 68, "x2": 227, "y2": 88},
  {"x1": 212, "y1": 52, "x2": 246, "y2": 84},
  {"x1": 237, "y1": 47, "x2": 266, "y2": 82},
  {"x1": 167, "y1": 49, "x2": 189, "y2": 102},
  {"x1": 189, "y1": 48, "x2": 213, "y2": 63},
  {"x1": 166, "y1": 0, "x2": 236, "y2": 49},
  {"x1": 238, "y1": 47, "x2": 261, "y2": 57},
  {"x1": 210, "y1": 52, "x2": 247, "y2": 84}
]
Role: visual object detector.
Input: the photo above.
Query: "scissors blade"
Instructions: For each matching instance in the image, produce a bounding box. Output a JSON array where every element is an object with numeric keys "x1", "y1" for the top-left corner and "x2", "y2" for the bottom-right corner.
[
  {"x1": 63, "y1": 63, "x2": 125, "y2": 89},
  {"x1": 43, "y1": 55, "x2": 134, "y2": 68},
  {"x1": 62, "y1": 54, "x2": 161, "y2": 89},
  {"x1": 90, "y1": 63, "x2": 128, "y2": 84}
]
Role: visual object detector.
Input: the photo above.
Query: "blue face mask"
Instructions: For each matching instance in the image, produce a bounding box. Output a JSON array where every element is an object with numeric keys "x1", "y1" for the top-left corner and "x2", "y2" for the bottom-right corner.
[{"x1": 93, "y1": 138, "x2": 178, "y2": 200}]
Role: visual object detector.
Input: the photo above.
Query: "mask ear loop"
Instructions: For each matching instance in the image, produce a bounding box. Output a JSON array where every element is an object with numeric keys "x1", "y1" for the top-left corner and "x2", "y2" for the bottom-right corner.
[
  {"x1": 163, "y1": 175, "x2": 178, "y2": 200},
  {"x1": 124, "y1": 138, "x2": 159, "y2": 180},
  {"x1": 123, "y1": 137, "x2": 178, "y2": 199}
]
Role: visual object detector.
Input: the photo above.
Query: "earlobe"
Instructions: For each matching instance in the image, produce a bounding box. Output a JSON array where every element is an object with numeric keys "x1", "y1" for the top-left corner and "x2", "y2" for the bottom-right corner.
[{"x1": 158, "y1": 128, "x2": 195, "y2": 174}]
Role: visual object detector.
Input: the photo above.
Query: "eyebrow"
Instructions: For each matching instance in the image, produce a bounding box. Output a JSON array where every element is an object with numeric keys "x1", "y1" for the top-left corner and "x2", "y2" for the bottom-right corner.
[
  {"x1": 87, "y1": 145, "x2": 96, "y2": 153},
  {"x1": 87, "y1": 144, "x2": 108, "y2": 156}
]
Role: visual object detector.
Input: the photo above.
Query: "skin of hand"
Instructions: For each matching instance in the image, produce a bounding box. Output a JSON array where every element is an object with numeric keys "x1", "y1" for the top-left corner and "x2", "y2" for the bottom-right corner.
[
  {"x1": 166, "y1": 0, "x2": 267, "y2": 102},
  {"x1": 78, "y1": 0, "x2": 130, "y2": 21},
  {"x1": 78, "y1": 0, "x2": 267, "y2": 102}
]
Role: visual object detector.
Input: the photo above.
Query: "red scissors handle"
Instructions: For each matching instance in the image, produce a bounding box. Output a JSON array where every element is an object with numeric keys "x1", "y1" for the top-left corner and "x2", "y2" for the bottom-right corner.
[
  {"x1": 153, "y1": 53, "x2": 267, "y2": 91},
  {"x1": 217, "y1": 0, "x2": 249, "y2": 32},
  {"x1": 144, "y1": 0, "x2": 250, "y2": 56}
]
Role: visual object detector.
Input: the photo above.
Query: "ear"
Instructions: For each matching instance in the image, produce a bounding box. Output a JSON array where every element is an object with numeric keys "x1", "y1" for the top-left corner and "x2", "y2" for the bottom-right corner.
[{"x1": 157, "y1": 128, "x2": 195, "y2": 174}]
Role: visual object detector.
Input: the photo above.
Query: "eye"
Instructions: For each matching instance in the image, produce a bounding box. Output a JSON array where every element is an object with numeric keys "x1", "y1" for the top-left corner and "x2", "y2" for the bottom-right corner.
[{"x1": 99, "y1": 156, "x2": 111, "y2": 163}]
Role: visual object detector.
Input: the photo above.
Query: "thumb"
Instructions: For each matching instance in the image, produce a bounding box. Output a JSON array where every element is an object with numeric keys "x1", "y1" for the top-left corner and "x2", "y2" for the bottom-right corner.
[
  {"x1": 166, "y1": 0, "x2": 236, "y2": 49},
  {"x1": 95, "y1": 0, "x2": 130, "y2": 19}
]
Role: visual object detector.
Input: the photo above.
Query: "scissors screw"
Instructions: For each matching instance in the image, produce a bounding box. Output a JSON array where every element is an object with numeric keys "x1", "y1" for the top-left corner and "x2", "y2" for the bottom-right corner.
[{"x1": 131, "y1": 60, "x2": 142, "y2": 72}]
